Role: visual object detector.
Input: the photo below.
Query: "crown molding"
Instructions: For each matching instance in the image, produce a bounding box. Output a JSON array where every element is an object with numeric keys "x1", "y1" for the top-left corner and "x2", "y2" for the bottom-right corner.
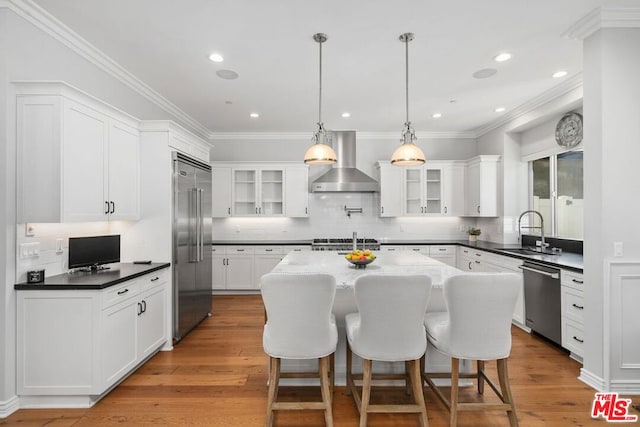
[
  {"x1": 209, "y1": 131, "x2": 476, "y2": 141},
  {"x1": 2, "y1": 0, "x2": 211, "y2": 139},
  {"x1": 473, "y1": 73, "x2": 583, "y2": 137},
  {"x1": 563, "y1": 7, "x2": 640, "y2": 40}
]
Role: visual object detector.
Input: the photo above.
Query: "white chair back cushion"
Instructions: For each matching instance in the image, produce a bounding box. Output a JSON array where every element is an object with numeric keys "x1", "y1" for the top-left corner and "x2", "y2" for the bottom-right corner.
[
  {"x1": 349, "y1": 274, "x2": 432, "y2": 361},
  {"x1": 427, "y1": 273, "x2": 520, "y2": 360},
  {"x1": 261, "y1": 273, "x2": 338, "y2": 359}
]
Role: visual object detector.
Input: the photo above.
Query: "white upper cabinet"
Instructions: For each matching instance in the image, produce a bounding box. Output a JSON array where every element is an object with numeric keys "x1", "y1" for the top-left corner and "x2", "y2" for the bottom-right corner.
[
  {"x1": 464, "y1": 155, "x2": 500, "y2": 217},
  {"x1": 212, "y1": 167, "x2": 232, "y2": 218},
  {"x1": 17, "y1": 83, "x2": 140, "y2": 223},
  {"x1": 441, "y1": 162, "x2": 466, "y2": 216},
  {"x1": 232, "y1": 168, "x2": 284, "y2": 216},
  {"x1": 376, "y1": 162, "x2": 402, "y2": 217},
  {"x1": 284, "y1": 165, "x2": 309, "y2": 217}
]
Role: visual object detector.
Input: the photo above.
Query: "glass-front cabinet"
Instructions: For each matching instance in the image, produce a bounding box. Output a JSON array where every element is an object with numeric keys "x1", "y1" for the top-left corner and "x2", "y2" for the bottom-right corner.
[
  {"x1": 232, "y1": 168, "x2": 284, "y2": 216},
  {"x1": 403, "y1": 167, "x2": 444, "y2": 215}
]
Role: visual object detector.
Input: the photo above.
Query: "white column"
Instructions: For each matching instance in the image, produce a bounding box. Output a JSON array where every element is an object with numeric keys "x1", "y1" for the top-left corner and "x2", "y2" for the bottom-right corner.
[{"x1": 567, "y1": 7, "x2": 640, "y2": 393}]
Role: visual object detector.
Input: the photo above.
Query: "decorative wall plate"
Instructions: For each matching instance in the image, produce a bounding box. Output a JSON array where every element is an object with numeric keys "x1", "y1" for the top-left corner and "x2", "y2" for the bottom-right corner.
[{"x1": 555, "y1": 112, "x2": 583, "y2": 148}]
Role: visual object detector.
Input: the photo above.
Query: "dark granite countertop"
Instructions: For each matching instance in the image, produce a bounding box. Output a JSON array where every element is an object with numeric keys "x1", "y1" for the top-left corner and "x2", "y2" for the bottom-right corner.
[
  {"x1": 15, "y1": 262, "x2": 171, "y2": 290},
  {"x1": 212, "y1": 240, "x2": 312, "y2": 246},
  {"x1": 381, "y1": 240, "x2": 583, "y2": 272}
]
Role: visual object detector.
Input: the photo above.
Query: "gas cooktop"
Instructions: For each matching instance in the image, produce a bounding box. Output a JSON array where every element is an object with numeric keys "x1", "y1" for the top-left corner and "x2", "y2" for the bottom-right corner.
[{"x1": 311, "y1": 238, "x2": 380, "y2": 251}]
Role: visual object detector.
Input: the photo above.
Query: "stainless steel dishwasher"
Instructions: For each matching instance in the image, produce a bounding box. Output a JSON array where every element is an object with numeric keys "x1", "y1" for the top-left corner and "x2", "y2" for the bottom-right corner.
[{"x1": 520, "y1": 261, "x2": 562, "y2": 346}]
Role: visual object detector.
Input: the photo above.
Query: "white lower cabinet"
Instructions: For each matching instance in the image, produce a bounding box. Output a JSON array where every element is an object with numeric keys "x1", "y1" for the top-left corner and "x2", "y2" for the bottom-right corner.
[
  {"x1": 17, "y1": 269, "x2": 169, "y2": 404},
  {"x1": 254, "y1": 247, "x2": 285, "y2": 287},
  {"x1": 428, "y1": 245, "x2": 456, "y2": 267},
  {"x1": 561, "y1": 270, "x2": 584, "y2": 359}
]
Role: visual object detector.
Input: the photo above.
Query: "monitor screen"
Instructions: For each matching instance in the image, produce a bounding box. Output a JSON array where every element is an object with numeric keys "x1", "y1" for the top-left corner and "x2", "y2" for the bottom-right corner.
[{"x1": 68, "y1": 235, "x2": 120, "y2": 269}]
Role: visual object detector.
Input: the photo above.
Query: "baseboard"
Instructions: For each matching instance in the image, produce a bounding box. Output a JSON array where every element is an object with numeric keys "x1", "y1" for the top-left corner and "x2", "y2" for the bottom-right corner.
[
  {"x1": 610, "y1": 380, "x2": 640, "y2": 395},
  {"x1": 579, "y1": 368, "x2": 606, "y2": 391},
  {"x1": 0, "y1": 395, "x2": 20, "y2": 418}
]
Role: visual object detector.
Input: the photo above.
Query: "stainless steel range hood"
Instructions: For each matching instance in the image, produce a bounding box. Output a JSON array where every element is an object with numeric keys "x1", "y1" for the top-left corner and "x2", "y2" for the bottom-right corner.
[{"x1": 310, "y1": 130, "x2": 378, "y2": 192}]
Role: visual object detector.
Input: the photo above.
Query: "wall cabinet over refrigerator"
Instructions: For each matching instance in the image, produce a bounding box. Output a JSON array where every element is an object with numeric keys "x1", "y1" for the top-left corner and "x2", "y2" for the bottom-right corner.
[
  {"x1": 16, "y1": 83, "x2": 140, "y2": 223},
  {"x1": 464, "y1": 155, "x2": 500, "y2": 217}
]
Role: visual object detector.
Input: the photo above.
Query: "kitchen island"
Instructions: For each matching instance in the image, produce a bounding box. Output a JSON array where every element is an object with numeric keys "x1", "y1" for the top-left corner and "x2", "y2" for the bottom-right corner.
[{"x1": 270, "y1": 251, "x2": 464, "y2": 384}]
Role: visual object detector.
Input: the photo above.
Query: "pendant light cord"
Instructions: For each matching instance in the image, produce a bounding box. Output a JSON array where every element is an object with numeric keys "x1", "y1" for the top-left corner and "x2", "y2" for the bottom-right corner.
[
  {"x1": 405, "y1": 35, "x2": 409, "y2": 125},
  {"x1": 318, "y1": 37, "x2": 323, "y2": 125}
]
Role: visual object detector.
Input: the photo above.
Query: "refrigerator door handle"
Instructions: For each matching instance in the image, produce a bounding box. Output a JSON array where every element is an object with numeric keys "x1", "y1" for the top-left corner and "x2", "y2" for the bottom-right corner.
[
  {"x1": 200, "y1": 188, "x2": 205, "y2": 261},
  {"x1": 197, "y1": 188, "x2": 203, "y2": 262},
  {"x1": 189, "y1": 188, "x2": 198, "y2": 263}
]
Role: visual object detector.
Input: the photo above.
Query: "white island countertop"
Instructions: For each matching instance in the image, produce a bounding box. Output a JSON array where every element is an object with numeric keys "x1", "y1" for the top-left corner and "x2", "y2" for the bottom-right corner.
[{"x1": 272, "y1": 251, "x2": 460, "y2": 289}]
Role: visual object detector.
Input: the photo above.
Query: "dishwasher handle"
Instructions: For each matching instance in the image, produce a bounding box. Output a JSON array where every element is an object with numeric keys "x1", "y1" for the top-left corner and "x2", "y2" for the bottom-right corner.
[{"x1": 518, "y1": 264, "x2": 559, "y2": 279}]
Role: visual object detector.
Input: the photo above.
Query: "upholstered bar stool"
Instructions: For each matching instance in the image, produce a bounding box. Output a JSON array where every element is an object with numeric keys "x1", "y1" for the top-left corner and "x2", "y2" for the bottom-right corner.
[
  {"x1": 422, "y1": 273, "x2": 520, "y2": 427},
  {"x1": 260, "y1": 273, "x2": 338, "y2": 427},
  {"x1": 345, "y1": 274, "x2": 432, "y2": 427}
]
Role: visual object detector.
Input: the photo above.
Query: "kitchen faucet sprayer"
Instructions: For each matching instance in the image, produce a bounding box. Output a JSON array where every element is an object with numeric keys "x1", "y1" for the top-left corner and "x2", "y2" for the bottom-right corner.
[{"x1": 517, "y1": 210, "x2": 545, "y2": 250}]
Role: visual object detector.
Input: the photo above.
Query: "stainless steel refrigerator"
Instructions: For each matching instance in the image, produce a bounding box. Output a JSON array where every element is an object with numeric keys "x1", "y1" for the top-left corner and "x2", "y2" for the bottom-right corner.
[{"x1": 172, "y1": 152, "x2": 212, "y2": 342}]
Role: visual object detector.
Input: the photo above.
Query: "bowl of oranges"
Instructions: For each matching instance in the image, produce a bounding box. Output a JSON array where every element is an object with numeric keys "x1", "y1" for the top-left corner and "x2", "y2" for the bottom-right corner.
[{"x1": 345, "y1": 249, "x2": 376, "y2": 269}]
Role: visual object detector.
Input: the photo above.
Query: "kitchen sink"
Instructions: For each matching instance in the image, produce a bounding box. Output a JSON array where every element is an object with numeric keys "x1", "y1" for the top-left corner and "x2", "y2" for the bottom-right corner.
[{"x1": 498, "y1": 248, "x2": 560, "y2": 256}]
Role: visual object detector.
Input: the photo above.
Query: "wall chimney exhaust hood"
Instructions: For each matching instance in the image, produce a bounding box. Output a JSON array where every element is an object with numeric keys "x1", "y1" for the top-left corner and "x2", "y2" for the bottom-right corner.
[{"x1": 310, "y1": 130, "x2": 378, "y2": 192}]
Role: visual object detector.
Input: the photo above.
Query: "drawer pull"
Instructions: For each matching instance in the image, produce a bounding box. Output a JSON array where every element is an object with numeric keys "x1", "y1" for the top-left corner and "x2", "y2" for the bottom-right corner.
[
  {"x1": 412, "y1": 248, "x2": 420, "y2": 252},
  {"x1": 438, "y1": 248, "x2": 446, "y2": 251},
  {"x1": 117, "y1": 288, "x2": 129, "y2": 295},
  {"x1": 150, "y1": 277, "x2": 159, "y2": 282},
  {"x1": 475, "y1": 253, "x2": 481, "y2": 257},
  {"x1": 237, "y1": 249, "x2": 245, "y2": 252},
  {"x1": 572, "y1": 303, "x2": 584, "y2": 310},
  {"x1": 572, "y1": 279, "x2": 584, "y2": 284},
  {"x1": 475, "y1": 260, "x2": 481, "y2": 264},
  {"x1": 265, "y1": 249, "x2": 273, "y2": 252},
  {"x1": 573, "y1": 336, "x2": 584, "y2": 344}
]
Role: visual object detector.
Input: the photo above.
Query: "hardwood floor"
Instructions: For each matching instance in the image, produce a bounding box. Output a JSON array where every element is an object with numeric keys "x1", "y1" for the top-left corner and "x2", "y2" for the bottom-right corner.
[{"x1": 3, "y1": 295, "x2": 635, "y2": 426}]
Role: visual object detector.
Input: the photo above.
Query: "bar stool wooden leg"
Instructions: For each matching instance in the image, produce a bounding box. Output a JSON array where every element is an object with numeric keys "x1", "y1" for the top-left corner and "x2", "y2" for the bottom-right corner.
[
  {"x1": 450, "y1": 357, "x2": 460, "y2": 427},
  {"x1": 360, "y1": 359, "x2": 373, "y2": 427},
  {"x1": 477, "y1": 360, "x2": 485, "y2": 394},
  {"x1": 346, "y1": 343, "x2": 353, "y2": 396},
  {"x1": 265, "y1": 357, "x2": 280, "y2": 427},
  {"x1": 330, "y1": 353, "x2": 335, "y2": 395},
  {"x1": 497, "y1": 358, "x2": 519, "y2": 427},
  {"x1": 405, "y1": 361, "x2": 412, "y2": 395},
  {"x1": 319, "y1": 356, "x2": 334, "y2": 427},
  {"x1": 409, "y1": 359, "x2": 429, "y2": 427}
]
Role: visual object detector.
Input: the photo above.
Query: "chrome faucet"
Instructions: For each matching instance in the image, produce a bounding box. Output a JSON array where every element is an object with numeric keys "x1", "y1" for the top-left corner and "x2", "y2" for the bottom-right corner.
[{"x1": 517, "y1": 210, "x2": 546, "y2": 251}]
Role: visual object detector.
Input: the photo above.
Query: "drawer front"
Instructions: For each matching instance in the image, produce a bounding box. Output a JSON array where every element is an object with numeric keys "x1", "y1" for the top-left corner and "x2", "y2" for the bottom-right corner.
[
  {"x1": 380, "y1": 246, "x2": 404, "y2": 253},
  {"x1": 254, "y1": 246, "x2": 283, "y2": 255},
  {"x1": 226, "y1": 246, "x2": 254, "y2": 255},
  {"x1": 287, "y1": 245, "x2": 310, "y2": 253},
  {"x1": 102, "y1": 280, "x2": 140, "y2": 309},
  {"x1": 429, "y1": 245, "x2": 455, "y2": 256},
  {"x1": 404, "y1": 246, "x2": 429, "y2": 254},
  {"x1": 562, "y1": 286, "x2": 584, "y2": 324},
  {"x1": 562, "y1": 318, "x2": 584, "y2": 357},
  {"x1": 139, "y1": 270, "x2": 169, "y2": 291},
  {"x1": 562, "y1": 270, "x2": 584, "y2": 291},
  {"x1": 211, "y1": 246, "x2": 226, "y2": 254}
]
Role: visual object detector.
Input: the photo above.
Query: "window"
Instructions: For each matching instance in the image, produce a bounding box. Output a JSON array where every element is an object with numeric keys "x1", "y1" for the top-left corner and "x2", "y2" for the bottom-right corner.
[{"x1": 530, "y1": 150, "x2": 583, "y2": 240}]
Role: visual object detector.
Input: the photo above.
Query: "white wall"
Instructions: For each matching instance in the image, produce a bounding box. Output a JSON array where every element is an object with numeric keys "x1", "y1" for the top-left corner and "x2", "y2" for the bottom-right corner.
[
  {"x1": 0, "y1": 7, "x2": 194, "y2": 410},
  {"x1": 211, "y1": 136, "x2": 479, "y2": 240}
]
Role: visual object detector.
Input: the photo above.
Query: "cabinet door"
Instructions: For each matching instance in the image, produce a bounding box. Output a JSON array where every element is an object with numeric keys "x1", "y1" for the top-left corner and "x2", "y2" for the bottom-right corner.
[
  {"x1": 233, "y1": 169, "x2": 258, "y2": 216},
  {"x1": 403, "y1": 168, "x2": 424, "y2": 215},
  {"x1": 226, "y1": 255, "x2": 255, "y2": 289},
  {"x1": 101, "y1": 297, "x2": 138, "y2": 388},
  {"x1": 108, "y1": 121, "x2": 140, "y2": 220},
  {"x1": 254, "y1": 255, "x2": 284, "y2": 288},
  {"x1": 465, "y1": 162, "x2": 481, "y2": 216},
  {"x1": 212, "y1": 254, "x2": 227, "y2": 290},
  {"x1": 425, "y1": 168, "x2": 443, "y2": 214},
  {"x1": 62, "y1": 99, "x2": 108, "y2": 222},
  {"x1": 442, "y1": 164, "x2": 465, "y2": 216},
  {"x1": 137, "y1": 285, "x2": 167, "y2": 360},
  {"x1": 378, "y1": 163, "x2": 402, "y2": 217},
  {"x1": 212, "y1": 167, "x2": 232, "y2": 218},
  {"x1": 285, "y1": 166, "x2": 309, "y2": 217},
  {"x1": 260, "y1": 169, "x2": 284, "y2": 216}
]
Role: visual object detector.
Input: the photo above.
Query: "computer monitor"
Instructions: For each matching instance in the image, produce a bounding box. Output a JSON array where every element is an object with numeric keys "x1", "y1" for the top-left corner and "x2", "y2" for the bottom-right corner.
[{"x1": 68, "y1": 235, "x2": 120, "y2": 270}]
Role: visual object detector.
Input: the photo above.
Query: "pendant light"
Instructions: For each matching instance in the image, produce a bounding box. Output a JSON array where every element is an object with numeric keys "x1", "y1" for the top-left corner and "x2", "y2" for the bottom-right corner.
[
  {"x1": 304, "y1": 33, "x2": 337, "y2": 165},
  {"x1": 391, "y1": 33, "x2": 426, "y2": 166}
]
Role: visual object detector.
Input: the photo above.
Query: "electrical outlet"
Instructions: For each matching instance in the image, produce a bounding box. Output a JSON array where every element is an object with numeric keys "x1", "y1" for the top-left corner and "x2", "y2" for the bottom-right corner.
[
  {"x1": 20, "y1": 242, "x2": 40, "y2": 259},
  {"x1": 56, "y1": 238, "x2": 64, "y2": 254},
  {"x1": 614, "y1": 242, "x2": 623, "y2": 257}
]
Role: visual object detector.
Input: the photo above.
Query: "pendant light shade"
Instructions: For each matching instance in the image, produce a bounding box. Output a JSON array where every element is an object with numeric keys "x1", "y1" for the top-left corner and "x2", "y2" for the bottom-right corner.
[
  {"x1": 304, "y1": 33, "x2": 337, "y2": 165},
  {"x1": 391, "y1": 33, "x2": 426, "y2": 166}
]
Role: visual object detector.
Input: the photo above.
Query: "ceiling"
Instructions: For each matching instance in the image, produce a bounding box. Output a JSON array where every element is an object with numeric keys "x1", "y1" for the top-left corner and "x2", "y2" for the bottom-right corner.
[{"x1": 31, "y1": 0, "x2": 636, "y2": 135}]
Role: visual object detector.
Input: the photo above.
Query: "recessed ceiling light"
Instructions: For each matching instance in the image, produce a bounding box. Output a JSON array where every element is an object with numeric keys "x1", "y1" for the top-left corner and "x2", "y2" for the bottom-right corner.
[
  {"x1": 495, "y1": 107, "x2": 506, "y2": 113},
  {"x1": 552, "y1": 70, "x2": 568, "y2": 78},
  {"x1": 249, "y1": 113, "x2": 260, "y2": 118},
  {"x1": 209, "y1": 53, "x2": 224, "y2": 63},
  {"x1": 216, "y1": 69, "x2": 239, "y2": 80},
  {"x1": 341, "y1": 112, "x2": 351, "y2": 118},
  {"x1": 472, "y1": 68, "x2": 497, "y2": 79},
  {"x1": 494, "y1": 52, "x2": 512, "y2": 62},
  {"x1": 432, "y1": 113, "x2": 442, "y2": 119}
]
